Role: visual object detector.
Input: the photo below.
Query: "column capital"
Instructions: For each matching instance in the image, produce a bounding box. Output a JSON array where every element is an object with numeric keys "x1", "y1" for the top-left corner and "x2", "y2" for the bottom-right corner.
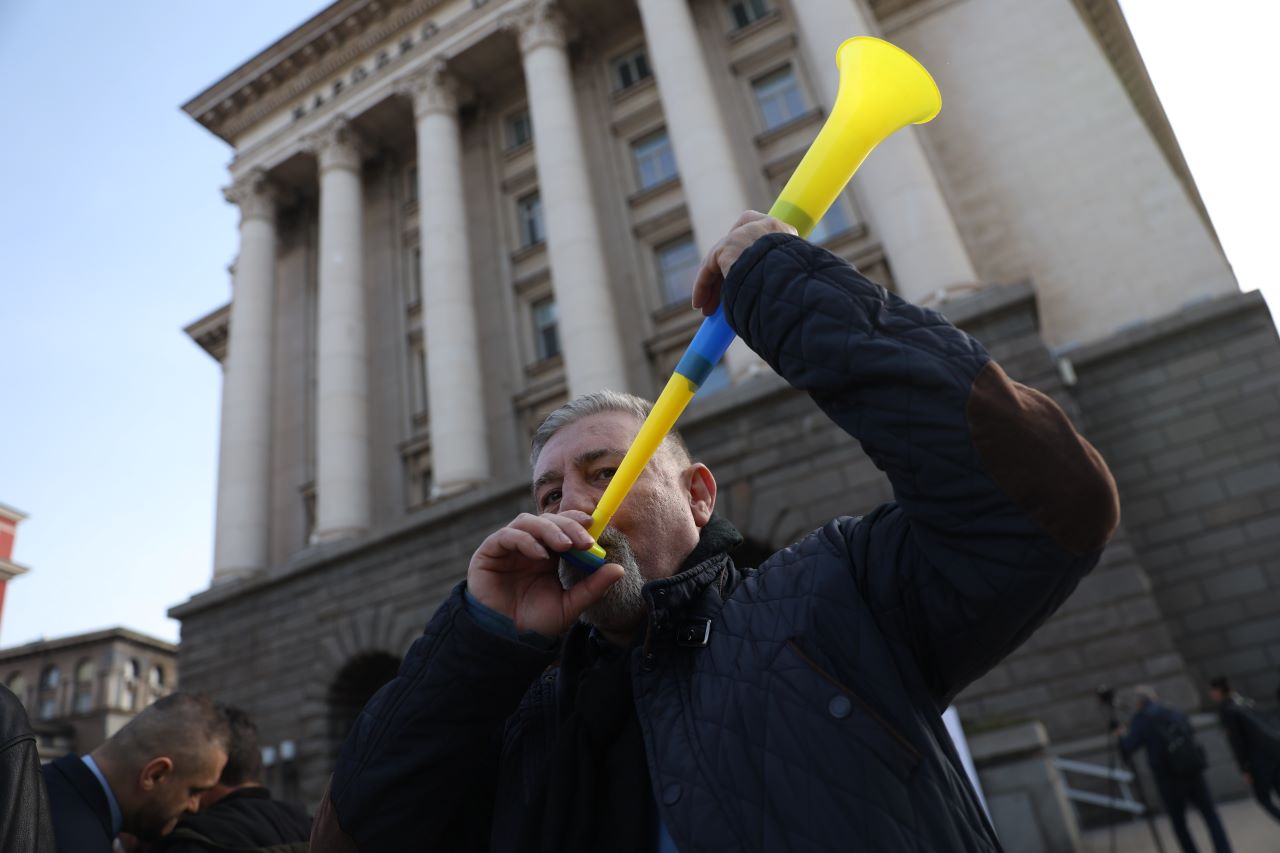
[
  {"x1": 222, "y1": 169, "x2": 278, "y2": 223},
  {"x1": 397, "y1": 59, "x2": 460, "y2": 118},
  {"x1": 504, "y1": 0, "x2": 570, "y2": 55},
  {"x1": 304, "y1": 115, "x2": 368, "y2": 174}
]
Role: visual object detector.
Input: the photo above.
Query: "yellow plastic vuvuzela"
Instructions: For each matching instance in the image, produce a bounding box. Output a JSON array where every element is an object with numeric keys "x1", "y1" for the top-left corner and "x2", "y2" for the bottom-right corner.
[
  {"x1": 564, "y1": 36, "x2": 943, "y2": 572},
  {"x1": 769, "y1": 36, "x2": 941, "y2": 238}
]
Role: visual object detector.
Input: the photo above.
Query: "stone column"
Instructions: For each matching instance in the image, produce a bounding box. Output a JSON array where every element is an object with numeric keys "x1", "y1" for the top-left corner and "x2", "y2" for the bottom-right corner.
[
  {"x1": 509, "y1": 2, "x2": 630, "y2": 395},
  {"x1": 793, "y1": 0, "x2": 978, "y2": 302},
  {"x1": 309, "y1": 117, "x2": 371, "y2": 541},
  {"x1": 213, "y1": 169, "x2": 277, "y2": 583},
  {"x1": 634, "y1": 0, "x2": 765, "y2": 381},
  {"x1": 400, "y1": 63, "x2": 491, "y2": 497}
]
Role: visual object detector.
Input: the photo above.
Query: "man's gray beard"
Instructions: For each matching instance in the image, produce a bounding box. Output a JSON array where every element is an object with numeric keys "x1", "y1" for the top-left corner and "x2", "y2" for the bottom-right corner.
[{"x1": 558, "y1": 527, "x2": 648, "y2": 634}]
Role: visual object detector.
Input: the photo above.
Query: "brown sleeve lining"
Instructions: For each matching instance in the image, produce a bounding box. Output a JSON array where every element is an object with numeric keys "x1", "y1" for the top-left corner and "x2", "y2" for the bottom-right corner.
[
  {"x1": 309, "y1": 775, "x2": 360, "y2": 853},
  {"x1": 966, "y1": 360, "x2": 1120, "y2": 555}
]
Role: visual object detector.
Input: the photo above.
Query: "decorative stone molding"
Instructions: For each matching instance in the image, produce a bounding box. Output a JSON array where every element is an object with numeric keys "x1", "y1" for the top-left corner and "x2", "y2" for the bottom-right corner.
[
  {"x1": 504, "y1": 0, "x2": 569, "y2": 55},
  {"x1": 304, "y1": 115, "x2": 367, "y2": 173},
  {"x1": 397, "y1": 58, "x2": 459, "y2": 118},
  {"x1": 222, "y1": 168, "x2": 278, "y2": 223}
]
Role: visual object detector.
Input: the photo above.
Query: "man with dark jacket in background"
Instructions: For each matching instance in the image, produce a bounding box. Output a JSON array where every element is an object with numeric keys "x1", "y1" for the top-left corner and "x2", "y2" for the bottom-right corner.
[
  {"x1": 42, "y1": 692, "x2": 228, "y2": 853},
  {"x1": 1, "y1": 682, "x2": 55, "y2": 852},
  {"x1": 1117, "y1": 685, "x2": 1232, "y2": 853},
  {"x1": 312, "y1": 211, "x2": 1121, "y2": 852},
  {"x1": 1209, "y1": 675, "x2": 1280, "y2": 822},
  {"x1": 153, "y1": 705, "x2": 311, "y2": 852}
]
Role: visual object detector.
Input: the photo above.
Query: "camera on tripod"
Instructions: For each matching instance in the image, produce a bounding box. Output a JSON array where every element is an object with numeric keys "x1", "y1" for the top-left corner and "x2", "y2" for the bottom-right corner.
[{"x1": 1096, "y1": 685, "x2": 1116, "y2": 707}]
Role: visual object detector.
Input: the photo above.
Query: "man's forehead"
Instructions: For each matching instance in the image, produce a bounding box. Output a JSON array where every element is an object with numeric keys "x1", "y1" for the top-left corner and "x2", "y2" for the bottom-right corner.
[{"x1": 533, "y1": 412, "x2": 640, "y2": 478}]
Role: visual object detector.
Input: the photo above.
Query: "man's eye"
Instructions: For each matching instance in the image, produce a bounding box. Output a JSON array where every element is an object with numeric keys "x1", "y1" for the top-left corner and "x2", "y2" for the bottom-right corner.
[
  {"x1": 597, "y1": 467, "x2": 617, "y2": 480},
  {"x1": 541, "y1": 489, "x2": 561, "y2": 508}
]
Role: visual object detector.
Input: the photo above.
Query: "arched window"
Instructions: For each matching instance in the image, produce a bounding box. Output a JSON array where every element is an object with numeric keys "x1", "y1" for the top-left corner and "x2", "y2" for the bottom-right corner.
[
  {"x1": 6, "y1": 672, "x2": 28, "y2": 707},
  {"x1": 38, "y1": 665, "x2": 61, "y2": 720},
  {"x1": 149, "y1": 665, "x2": 165, "y2": 689},
  {"x1": 74, "y1": 658, "x2": 97, "y2": 714},
  {"x1": 121, "y1": 658, "x2": 140, "y2": 711}
]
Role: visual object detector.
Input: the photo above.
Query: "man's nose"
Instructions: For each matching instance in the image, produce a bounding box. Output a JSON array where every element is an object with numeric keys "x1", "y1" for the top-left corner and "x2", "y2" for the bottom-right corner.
[{"x1": 559, "y1": 484, "x2": 598, "y2": 516}]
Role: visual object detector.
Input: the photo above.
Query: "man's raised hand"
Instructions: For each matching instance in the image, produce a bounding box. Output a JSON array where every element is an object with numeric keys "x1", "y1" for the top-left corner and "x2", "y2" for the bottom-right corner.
[
  {"x1": 691, "y1": 210, "x2": 797, "y2": 316},
  {"x1": 467, "y1": 510, "x2": 624, "y2": 638}
]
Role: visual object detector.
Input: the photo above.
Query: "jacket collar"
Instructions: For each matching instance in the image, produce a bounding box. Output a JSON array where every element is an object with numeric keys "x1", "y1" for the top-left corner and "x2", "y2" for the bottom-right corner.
[{"x1": 641, "y1": 515, "x2": 744, "y2": 617}]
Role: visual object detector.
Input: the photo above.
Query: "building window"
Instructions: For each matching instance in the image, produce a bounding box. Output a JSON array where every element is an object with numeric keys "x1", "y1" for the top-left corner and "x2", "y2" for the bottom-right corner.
[
  {"x1": 506, "y1": 109, "x2": 532, "y2": 149},
  {"x1": 405, "y1": 446, "x2": 433, "y2": 507},
  {"x1": 74, "y1": 659, "x2": 96, "y2": 715},
  {"x1": 405, "y1": 164, "x2": 419, "y2": 205},
  {"x1": 531, "y1": 297, "x2": 561, "y2": 361},
  {"x1": 517, "y1": 192, "x2": 545, "y2": 248},
  {"x1": 121, "y1": 659, "x2": 140, "y2": 711},
  {"x1": 807, "y1": 195, "x2": 854, "y2": 244},
  {"x1": 632, "y1": 129, "x2": 678, "y2": 191},
  {"x1": 408, "y1": 337, "x2": 429, "y2": 420},
  {"x1": 752, "y1": 66, "x2": 807, "y2": 131},
  {"x1": 6, "y1": 673, "x2": 26, "y2": 707},
  {"x1": 301, "y1": 484, "x2": 317, "y2": 545},
  {"x1": 612, "y1": 47, "x2": 652, "y2": 92},
  {"x1": 38, "y1": 665, "x2": 61, "y2": 720},
  {"x1": 728, "y1": 0, "x2": 772, "y2": 29},
  {"x1": 656, "y1": 236, "x2": 701, "y2": 305},
  {"x1": 407, "y1": 246, "x2": 423, "y2": 305},
  {"x1": 149, "y1": 665, "x2": 165, "y2": 690}
]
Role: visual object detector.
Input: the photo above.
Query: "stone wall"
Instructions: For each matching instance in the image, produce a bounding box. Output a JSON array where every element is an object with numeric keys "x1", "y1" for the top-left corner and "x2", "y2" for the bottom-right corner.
[{"x1": 1066, "y1": 291, "x2": 1280, "y2": 702}]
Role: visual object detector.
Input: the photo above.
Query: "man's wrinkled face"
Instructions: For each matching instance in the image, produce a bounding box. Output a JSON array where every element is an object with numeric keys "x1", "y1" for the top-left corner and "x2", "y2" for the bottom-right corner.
[
  {"x1": 533, "y1": 412, "x2": 700, "y2": 634},
  {"x1": 133, "y1": 751, "x2": 225, "y2": 841}
]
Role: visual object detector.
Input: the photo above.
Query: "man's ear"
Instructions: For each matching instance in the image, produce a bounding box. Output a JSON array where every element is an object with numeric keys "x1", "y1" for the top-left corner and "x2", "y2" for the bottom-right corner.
[
  {"x1": 139, "y1": 757, "x2": 174, "y2": 791},
  {"x1": 687, "y1": 463, "x2": 717, "y2": 527}
]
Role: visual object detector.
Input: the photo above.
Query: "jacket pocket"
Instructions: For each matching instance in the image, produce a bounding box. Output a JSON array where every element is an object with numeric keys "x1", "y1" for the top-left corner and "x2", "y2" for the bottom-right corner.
[{"x1": 778, "y1": 639, "x2": 922, "y2": 780}]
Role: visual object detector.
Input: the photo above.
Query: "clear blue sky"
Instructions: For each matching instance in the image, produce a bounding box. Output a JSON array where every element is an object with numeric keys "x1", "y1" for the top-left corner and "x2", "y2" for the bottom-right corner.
[{"x1": 0, "y1": 1, "x2": 1274, "y2": 648}]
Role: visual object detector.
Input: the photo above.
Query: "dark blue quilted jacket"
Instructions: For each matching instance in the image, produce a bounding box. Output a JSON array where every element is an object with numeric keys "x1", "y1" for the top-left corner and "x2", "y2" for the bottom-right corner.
[{"x1": 317, "y1": 234, "x2": 1119, "y2": 852}]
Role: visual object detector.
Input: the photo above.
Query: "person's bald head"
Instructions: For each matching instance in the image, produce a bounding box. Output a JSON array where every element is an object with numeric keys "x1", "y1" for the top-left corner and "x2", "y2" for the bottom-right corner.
[{"x1": 93, "y1": 692, "x2": 230, "y2": 841}]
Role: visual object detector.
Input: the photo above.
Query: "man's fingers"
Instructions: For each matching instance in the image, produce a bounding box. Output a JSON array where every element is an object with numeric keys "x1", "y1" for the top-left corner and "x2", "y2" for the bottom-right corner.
[
  {"x1": 492, "y1": 527, "x2": 550, "y2": 562},
  {"x1": 562, "y1": 562, "x2": 624, "y2": 620},
  {"x1": 692, "y1": 242, "x2": 725, "y2": 315}
]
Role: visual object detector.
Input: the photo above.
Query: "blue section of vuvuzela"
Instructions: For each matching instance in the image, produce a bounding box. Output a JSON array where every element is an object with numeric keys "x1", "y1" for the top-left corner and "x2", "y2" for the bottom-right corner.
[{"x1": 674, "y1": 305, "x2": 736, "y2": 387}]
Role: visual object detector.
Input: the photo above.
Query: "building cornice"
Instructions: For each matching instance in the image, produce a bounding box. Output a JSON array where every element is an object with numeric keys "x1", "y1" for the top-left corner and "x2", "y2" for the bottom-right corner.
[
  {"x1": 185, "y1": 304, "x2": 231, "y2": 365},
  {"x1": 0, "y1": 627, "x2": 177, "y2": 660},
  {"x1": 0, "y1": 503, "x2": 28, "y2": 524},
  {"x1": 182, "y1": 0, "x2": 452, "y2": 145},
  {"x1": 1068, "y1": 0, "x2": 1223, "y2": 256},
  {"x1": 0, "y1": 559, "x2": 29, "y2": 583}
]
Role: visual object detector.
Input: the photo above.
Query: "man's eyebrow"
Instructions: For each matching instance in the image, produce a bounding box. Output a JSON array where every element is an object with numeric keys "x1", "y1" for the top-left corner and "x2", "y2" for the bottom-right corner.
[
  {"x1": 574, "y1": 447, "x2": 626, "y2": 467},
  {"x1": 531, "y1": 448, "x2": 627, "y2": 498},
  {"x1": 532, "y1": 469, "x2": 561, "y2": 496}
]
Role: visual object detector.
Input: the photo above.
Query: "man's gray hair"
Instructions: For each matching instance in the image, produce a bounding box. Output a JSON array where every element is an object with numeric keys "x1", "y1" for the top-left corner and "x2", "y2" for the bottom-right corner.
[
  {"x1": 1133, "y1": 685, "x2": 1159, "y2": 706},
  {"x1": 530, "y1": 390, "x2": 691, "y2": 469}
]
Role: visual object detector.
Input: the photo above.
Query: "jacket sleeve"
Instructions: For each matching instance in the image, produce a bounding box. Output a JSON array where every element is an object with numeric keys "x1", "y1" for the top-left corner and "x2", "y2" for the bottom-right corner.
[
  {"x1": 722, "y1": 234, "x2": 1119, "y2": 707},
  {"x1": 0, "y1": 686, "x2": 56, "y2": 853},
  {"x1": 313, "y1": 583, "x2": 558, "y2": 852},
  {"x1": 1118, "y1": 712, "x2": 1148, "y2": 759},
  {"x1": 1220, "y1": 706, "x2": 1250, "y2": 773}
]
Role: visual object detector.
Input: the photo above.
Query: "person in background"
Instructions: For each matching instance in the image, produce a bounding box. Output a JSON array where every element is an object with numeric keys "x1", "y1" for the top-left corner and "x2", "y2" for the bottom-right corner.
[
  {"x1": 151, "y1": 705, "x2": 311, "y2": 852},
  {"x1": 1209, "y1": 675, "x2": 1280, "y2": 822},
  {"x1": 1116, "y1": 685, "x2": 1232, "y2": 853},
  {"x1": 41, "y1": 693, "x2": 228, "y2": 853}
]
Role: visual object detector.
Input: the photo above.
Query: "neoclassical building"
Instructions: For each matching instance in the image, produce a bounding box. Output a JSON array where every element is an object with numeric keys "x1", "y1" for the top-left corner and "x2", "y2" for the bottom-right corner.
[{"x1": 173, "y1": 0, "x2": 1280, "y2": 821}]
